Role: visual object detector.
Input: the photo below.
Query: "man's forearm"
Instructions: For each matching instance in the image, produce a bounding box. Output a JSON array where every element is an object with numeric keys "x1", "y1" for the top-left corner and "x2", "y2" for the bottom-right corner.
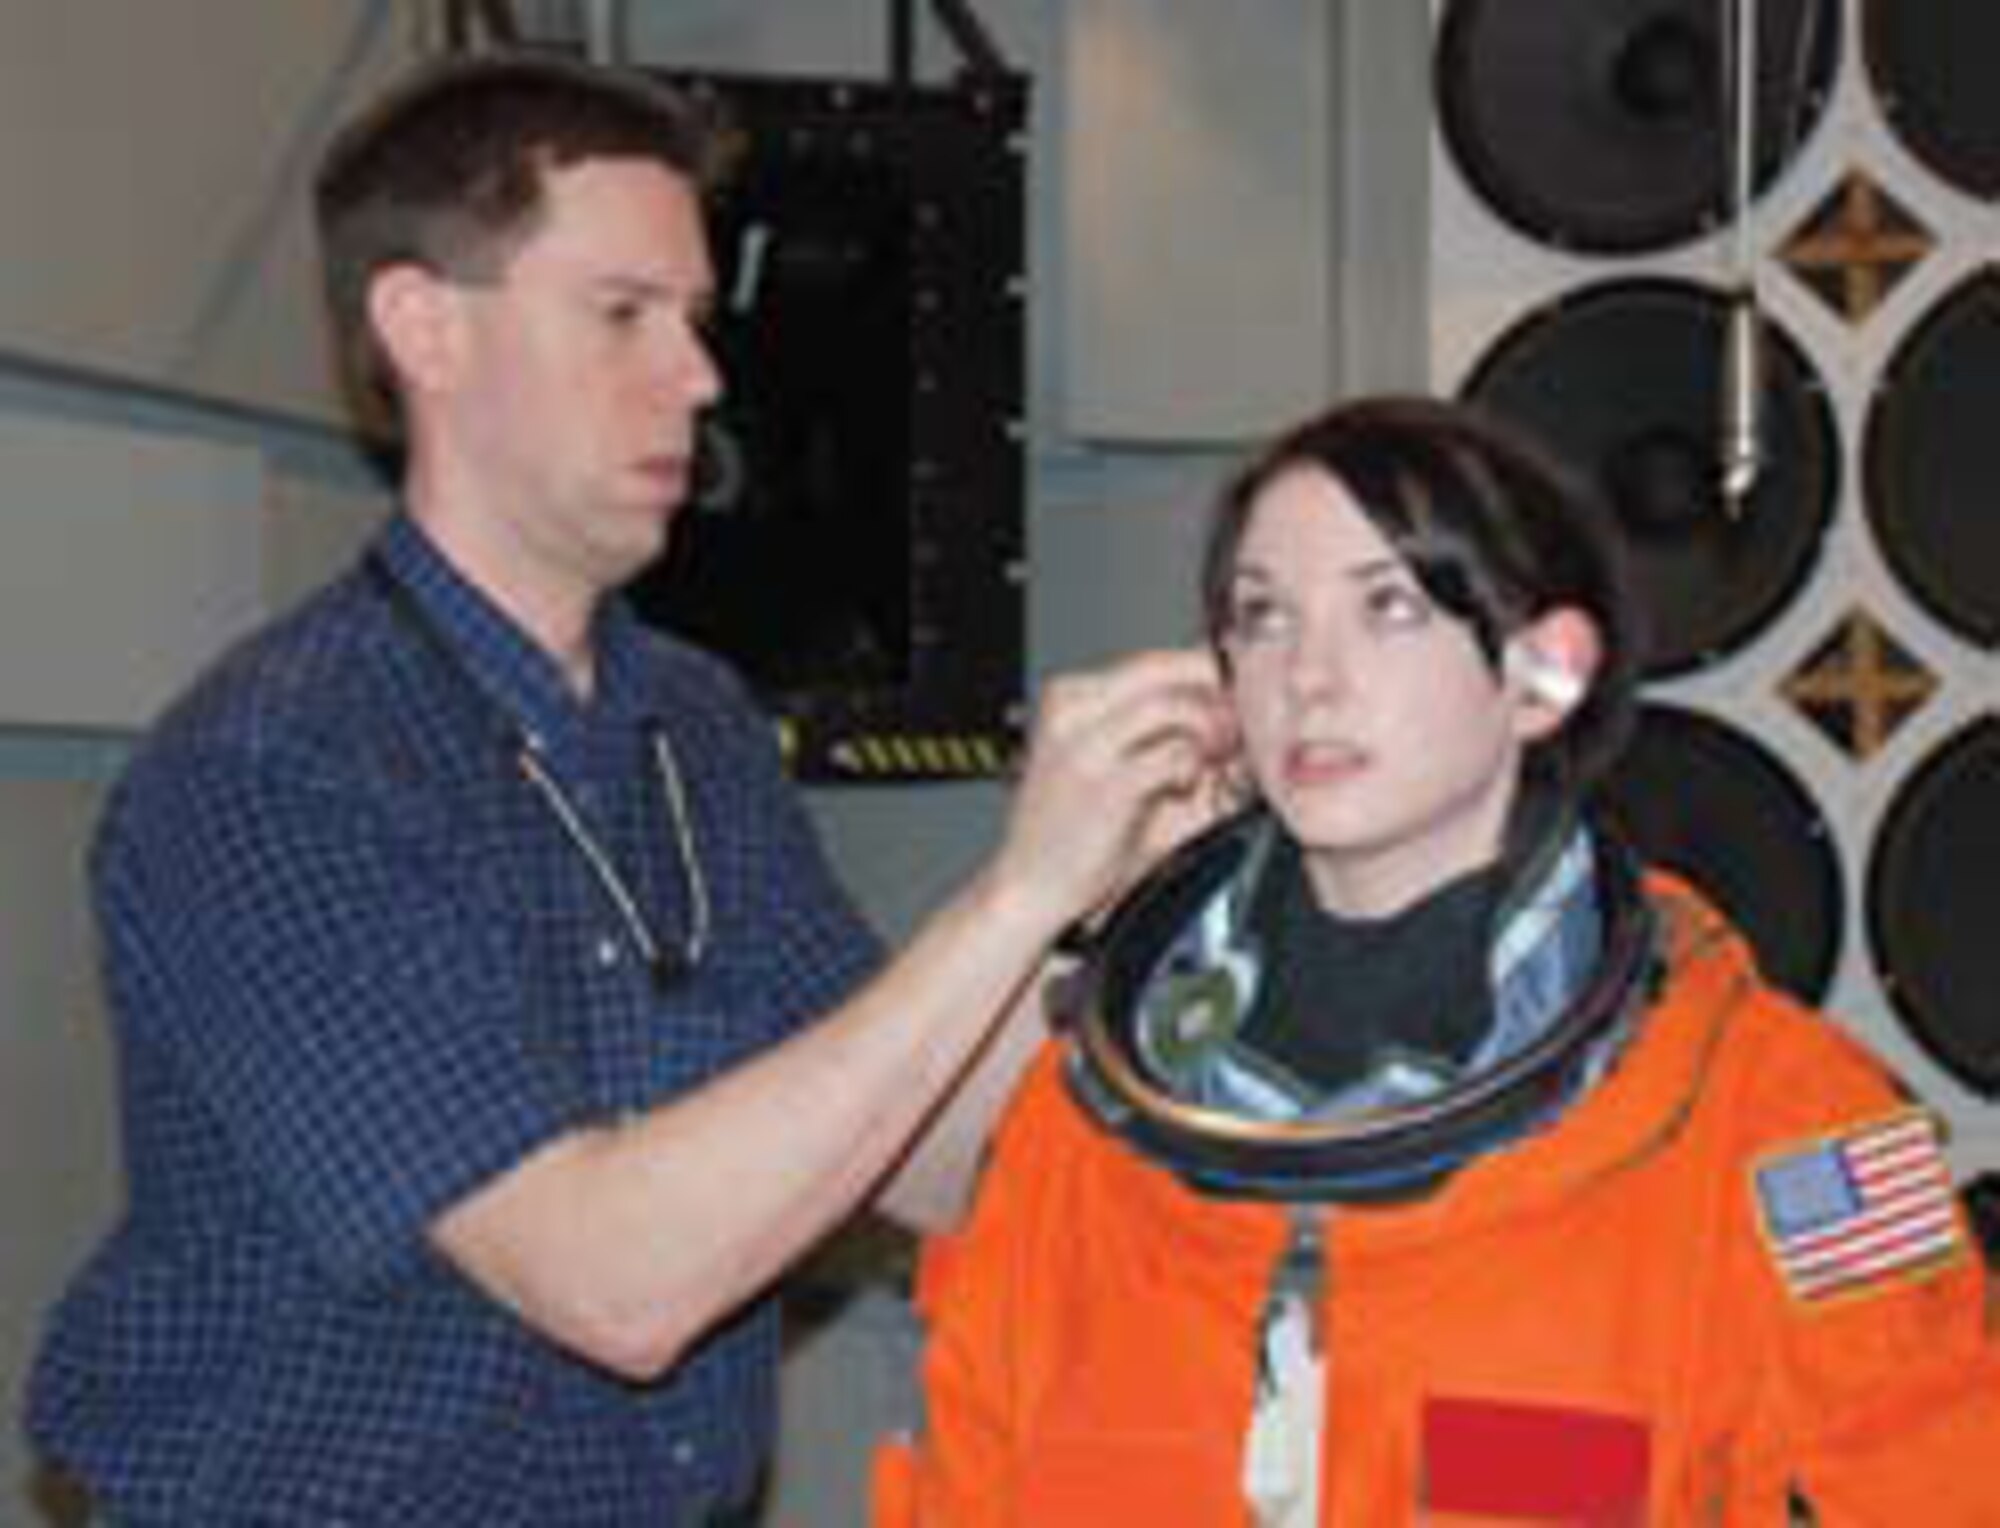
[
  {"x1": 431, "y1": 646, "x2": 1230, "y2": 1377},
  {"x1": 430, "y1": 860, "x2": 1059, "y2": 1378}
]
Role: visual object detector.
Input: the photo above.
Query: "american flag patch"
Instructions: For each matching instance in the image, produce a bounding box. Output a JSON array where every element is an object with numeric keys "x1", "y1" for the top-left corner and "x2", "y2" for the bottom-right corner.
[{"x1": 1754, "y1": 1110, "x2": 1964, "y2": 1304}]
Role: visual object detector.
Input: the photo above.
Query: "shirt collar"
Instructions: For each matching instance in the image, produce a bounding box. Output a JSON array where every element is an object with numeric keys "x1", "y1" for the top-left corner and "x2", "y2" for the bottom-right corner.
[{"x1": 373, "y1": 514, "x2": 658, "y2": 762}]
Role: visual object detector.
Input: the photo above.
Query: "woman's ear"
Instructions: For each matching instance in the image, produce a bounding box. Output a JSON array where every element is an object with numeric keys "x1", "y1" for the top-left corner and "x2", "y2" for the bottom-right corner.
[{"x1": 1503, "y1": 606, "x2": 1604, "y2": 734}]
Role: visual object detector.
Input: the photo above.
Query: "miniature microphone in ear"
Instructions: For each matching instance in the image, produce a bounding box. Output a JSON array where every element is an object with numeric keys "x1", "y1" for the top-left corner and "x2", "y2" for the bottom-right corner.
[{"x1": 1506, "y1": 644, "x2": 1586, "y2": 710}]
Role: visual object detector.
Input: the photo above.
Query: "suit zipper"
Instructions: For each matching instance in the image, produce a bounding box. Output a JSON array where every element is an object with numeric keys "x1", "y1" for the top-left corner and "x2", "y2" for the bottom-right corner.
[{"x1": 1245, "y1": 1208, "x2": 1328, "y2": 1524}]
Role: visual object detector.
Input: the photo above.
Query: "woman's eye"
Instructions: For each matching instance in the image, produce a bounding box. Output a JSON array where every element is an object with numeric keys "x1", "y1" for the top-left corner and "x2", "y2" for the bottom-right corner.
[
  {"x1": 1366, "y1": 582, "x2": 1431, "y2": 629},
  {"x1": 1227, "y1": 596, "x2": 1294, "y2": 646}
]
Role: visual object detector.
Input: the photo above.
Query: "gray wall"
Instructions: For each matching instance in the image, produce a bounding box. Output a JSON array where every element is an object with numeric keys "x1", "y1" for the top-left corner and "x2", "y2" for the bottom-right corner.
[
  {"x1": 0, "y1": 781, "x2": 117, "y2": 1528},
  {"x1": 0, "y1": 4, "x2": 1431, "y2": 1524},
  {"x1": 0, "y1": 3, "x2": 421, "y2": 427}
]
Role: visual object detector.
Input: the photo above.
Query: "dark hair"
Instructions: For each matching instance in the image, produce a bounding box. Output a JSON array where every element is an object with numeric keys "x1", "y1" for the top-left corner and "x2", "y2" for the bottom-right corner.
[
  {"x1": 313, "y1": 51, "x2": 716, "y2": 429},
  {"x1": 1200, "y1": 395, "x2": 1646, "y2": 791}
]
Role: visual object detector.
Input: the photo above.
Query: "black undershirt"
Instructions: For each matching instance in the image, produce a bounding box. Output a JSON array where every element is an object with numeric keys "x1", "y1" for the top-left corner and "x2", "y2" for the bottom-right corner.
[{"x1": 1236, "y1": 837, "x2": 1502, "y2": 1095}]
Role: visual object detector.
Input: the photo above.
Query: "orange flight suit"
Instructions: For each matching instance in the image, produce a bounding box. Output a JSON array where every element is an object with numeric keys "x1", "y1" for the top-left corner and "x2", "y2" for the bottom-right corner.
[{"x1": 875, "y1": 879, "x2": 2000, "y2": 1525}]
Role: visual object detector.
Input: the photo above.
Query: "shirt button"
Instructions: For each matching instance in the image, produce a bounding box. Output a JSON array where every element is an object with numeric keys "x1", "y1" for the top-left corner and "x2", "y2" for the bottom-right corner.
[
  {"x1": 671, "y1": 1439, "x2": 698, "y2": 1468},
  {"x1": 593, "y1": 934, "x2": 622, "y2": 968}
]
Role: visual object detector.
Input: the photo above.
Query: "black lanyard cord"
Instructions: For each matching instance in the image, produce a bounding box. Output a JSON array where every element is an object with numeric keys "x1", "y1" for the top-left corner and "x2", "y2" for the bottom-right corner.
[
  {"x1": 517, "y1": 732, "x2": 710, "y2": 985},
  {"x1": 365, "y1": 551, "x2": 709, "y2": 991}
]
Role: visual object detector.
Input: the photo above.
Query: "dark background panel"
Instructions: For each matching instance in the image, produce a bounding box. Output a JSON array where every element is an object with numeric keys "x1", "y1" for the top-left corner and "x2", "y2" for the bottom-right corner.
[{"x1": 627, "y1": 70, "x2": 1028, "y2": 782}]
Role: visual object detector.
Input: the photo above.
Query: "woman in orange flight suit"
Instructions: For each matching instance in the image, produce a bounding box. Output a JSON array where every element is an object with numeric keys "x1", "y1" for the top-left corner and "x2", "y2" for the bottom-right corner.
[{"x1": 875, "y1": 398, "x2": 2000, "y2": 1525}]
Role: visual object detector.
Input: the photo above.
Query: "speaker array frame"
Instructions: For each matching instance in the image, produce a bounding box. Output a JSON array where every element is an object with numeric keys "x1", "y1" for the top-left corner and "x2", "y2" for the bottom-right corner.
[{"x1": 1429, "y1": 0, "x2": 2000, "y2": 1171}]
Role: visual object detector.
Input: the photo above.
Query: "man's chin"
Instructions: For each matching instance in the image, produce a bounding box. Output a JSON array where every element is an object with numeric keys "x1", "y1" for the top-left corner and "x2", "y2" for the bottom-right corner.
[
  {"x1": 609, "y1": 542, "x2": 670, "y2": 591},
  {"x1": 615, "y1": 494, "x2": 681, "y2": 565}
]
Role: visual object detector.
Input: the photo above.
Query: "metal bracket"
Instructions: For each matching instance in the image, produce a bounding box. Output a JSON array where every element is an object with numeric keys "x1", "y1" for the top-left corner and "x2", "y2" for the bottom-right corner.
[{"x1": 890, "y1": 0, "x2": 1012, "y2": 86}]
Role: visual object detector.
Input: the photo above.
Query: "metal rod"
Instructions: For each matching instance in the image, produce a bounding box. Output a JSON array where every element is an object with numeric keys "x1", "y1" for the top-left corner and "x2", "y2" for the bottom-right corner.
[
  {"x1": 475, "y1": 0, "x2": 521, "y2": 46},
  {"x1": 1718, "y1": 0, "x2": 1764, "y2": 515},
  {"x1": 443, "y1": 0, "x2": 523, "y2": 49},
  {"x1": 890, "y1": 0, "x2": 917, "y2": 85},
  {"x1": 583, "y1": 0, "x2": 626, "y2": 64},
  {"x1": 1728, "y1": 0, "x2": 1757, "y2": 269}
]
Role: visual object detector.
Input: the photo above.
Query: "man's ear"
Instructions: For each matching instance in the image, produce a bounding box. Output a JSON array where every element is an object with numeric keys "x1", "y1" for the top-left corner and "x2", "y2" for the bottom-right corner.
[
  {"x1": 1503, "y1": 606, "x2": 1604, "y2": 733},
  {"x1": 366, "y1": 263, "x2": 463, "y2": 402}
]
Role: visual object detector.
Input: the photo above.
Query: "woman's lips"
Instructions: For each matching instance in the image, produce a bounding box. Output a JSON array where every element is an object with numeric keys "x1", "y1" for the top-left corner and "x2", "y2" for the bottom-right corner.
[{"x1": 1284, "y1": 740, "x2": 1369, "y2": 788}]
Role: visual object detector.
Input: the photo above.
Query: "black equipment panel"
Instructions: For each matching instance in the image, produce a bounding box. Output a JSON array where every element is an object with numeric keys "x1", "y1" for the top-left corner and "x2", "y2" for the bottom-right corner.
[{"x1": 627, "y1": 70, "x2": 1028, "y2": 782}]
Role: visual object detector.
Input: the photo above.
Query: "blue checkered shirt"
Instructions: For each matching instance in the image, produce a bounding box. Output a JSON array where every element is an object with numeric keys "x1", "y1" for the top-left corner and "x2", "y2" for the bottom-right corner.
[{"x1": 26, "y1": 515, "x2": 883, "y2": 1524}]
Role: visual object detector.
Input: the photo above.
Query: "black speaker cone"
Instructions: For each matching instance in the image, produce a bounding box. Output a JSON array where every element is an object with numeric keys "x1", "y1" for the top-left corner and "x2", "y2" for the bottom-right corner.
[
  {"x1": 1437, "y1": 0, "x2": 1841, "y2": 254},
  {"x1": 1868, "y1": 717, "x2": 2000, "y2": 1096},
  {"x1": 1864, "y1": 270, "x2": 2000, "y2": 649},
  {"x1": 1461, "y1": 278, "x2": 1838, "y2": 675},
  {"x1": 1865, "y1": 0, "x2": 2000, "y2": 201},
  {"x1": 1599, "y1": 703, "x2": 1842, "y2": 1004}
]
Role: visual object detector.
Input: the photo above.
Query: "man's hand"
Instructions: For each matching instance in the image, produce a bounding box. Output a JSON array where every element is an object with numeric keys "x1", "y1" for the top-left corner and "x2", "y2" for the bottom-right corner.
[
  {"x1": 989, "y1": 648, "x2": 1237, "y2": 938},
  {"x1": 433, "y1": 649, "x2": 1236, "y2": 1369}
]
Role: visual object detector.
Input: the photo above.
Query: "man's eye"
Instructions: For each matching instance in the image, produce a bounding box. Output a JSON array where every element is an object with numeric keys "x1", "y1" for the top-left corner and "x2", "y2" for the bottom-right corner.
[{"x1": 601, "y1": 300, "x2": 645, "y2": 329}]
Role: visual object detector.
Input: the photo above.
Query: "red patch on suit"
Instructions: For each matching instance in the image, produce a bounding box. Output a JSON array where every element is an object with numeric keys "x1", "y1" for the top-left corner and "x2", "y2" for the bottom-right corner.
[{"x1": 1422, "y1": 1396, "x2": 1650, "y2": 1525}]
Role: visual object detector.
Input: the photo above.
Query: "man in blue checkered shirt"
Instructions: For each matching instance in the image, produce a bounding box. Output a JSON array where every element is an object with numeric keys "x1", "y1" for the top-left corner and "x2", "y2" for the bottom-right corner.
[{"x1": 24, "y1": 53, "x2": 1231, "y2": 1525}]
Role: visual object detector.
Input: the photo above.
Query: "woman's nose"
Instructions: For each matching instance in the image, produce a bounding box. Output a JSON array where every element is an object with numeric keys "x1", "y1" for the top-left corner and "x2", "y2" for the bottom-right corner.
[{"x1": 1282, "y1": 631, "x2": 1348, "y2": 701}]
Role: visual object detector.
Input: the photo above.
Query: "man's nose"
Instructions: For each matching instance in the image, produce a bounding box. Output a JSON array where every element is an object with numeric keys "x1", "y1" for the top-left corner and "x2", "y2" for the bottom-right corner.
[{"x1": 659, "y1": 323, "x2": 723, "y2": 408}]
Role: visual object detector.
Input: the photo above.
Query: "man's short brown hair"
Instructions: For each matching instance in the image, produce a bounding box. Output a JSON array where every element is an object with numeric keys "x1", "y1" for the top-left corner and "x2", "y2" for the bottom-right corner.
[{"x1": 314, "y1": 51, "x2": 714, "y2": 430}]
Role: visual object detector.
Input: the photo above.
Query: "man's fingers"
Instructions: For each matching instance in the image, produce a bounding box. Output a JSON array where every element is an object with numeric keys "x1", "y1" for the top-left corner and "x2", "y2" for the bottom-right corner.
[
  {"x1": 993, "y1": 647, "x2": 1240, "y2": 933},
  {"x1": 1029, "y1": 648, "x2": 1234, "y2": 780}
]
